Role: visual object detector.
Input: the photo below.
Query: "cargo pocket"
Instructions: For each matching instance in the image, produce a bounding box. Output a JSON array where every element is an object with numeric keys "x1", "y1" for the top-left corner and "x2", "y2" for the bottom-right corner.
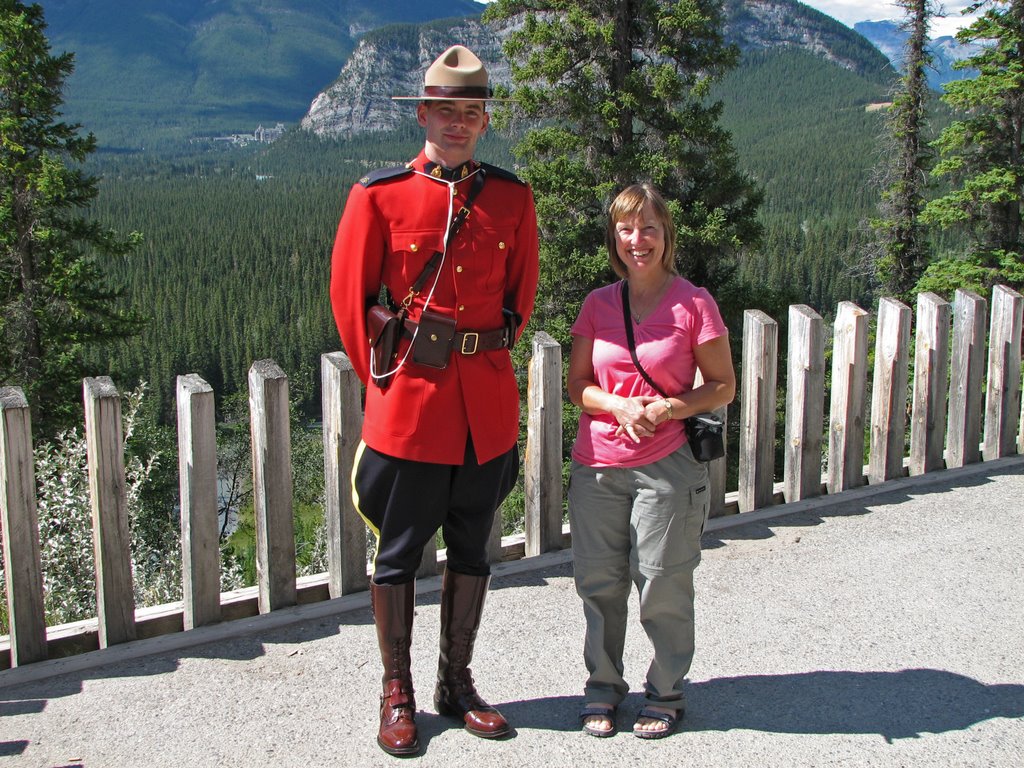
[{"x1": 634, "y1": 449, "x2": 709, "y2": 576}]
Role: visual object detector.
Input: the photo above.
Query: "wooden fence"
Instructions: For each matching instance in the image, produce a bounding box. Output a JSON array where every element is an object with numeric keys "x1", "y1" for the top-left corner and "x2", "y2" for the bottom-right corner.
[{"x1": 2, "y1": 286, "x2": 1023, "y2": 669}]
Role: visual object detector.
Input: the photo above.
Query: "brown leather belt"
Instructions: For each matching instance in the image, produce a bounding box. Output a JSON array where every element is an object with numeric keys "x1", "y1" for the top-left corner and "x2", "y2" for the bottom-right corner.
[{"x1": 402, "y1": 318, "x2": 508, "y2": 355}]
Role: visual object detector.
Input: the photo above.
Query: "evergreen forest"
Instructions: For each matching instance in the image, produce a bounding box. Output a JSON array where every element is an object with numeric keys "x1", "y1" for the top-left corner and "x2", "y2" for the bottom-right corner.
[
  {"x1": 85, "y1": 48, "x2": 907, "y2": 421},
  {"x1": 84, "y1": 124, "x2": 518, "y2": 419},
  {"x1": 7, "y1": 0, "x2": 1022, "y2": 642},
  {"x1": 722, "y1": 49, "x2": 896, "y2": 312},
  {"x1": 40, "y1": 0, "x2": 487, "y2": 150}
]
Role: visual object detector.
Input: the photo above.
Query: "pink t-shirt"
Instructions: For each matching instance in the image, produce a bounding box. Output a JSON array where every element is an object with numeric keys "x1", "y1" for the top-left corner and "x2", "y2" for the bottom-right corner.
[{"x1": 570, "y1": 276, "x2": 727, "y2": 468}]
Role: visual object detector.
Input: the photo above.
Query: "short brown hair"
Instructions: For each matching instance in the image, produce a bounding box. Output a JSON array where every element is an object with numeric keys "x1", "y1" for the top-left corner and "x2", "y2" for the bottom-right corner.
[{"x1": 605, "y1": 184, "x2": 677, "y2": 280}]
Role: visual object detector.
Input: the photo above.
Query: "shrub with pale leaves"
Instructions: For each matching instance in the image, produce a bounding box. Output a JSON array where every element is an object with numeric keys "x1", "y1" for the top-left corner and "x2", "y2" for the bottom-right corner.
[{"x1": 1, "y1": 386, "x2": 244, "y2": 633}]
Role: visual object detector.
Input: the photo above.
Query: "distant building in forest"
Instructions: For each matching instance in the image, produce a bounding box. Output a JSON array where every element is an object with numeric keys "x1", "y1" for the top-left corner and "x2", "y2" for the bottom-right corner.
[{"x1": 201, "y1": 123, "x2": 288, "y2": 146}]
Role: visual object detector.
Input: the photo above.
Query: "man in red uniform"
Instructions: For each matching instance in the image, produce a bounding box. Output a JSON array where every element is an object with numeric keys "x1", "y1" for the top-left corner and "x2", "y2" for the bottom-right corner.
[{"x1": 329, "y1": 45, "x2": 539, "y2": 756}]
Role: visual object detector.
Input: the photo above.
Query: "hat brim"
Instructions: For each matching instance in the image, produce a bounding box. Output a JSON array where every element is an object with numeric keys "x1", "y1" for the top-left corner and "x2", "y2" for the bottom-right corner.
[{"x1": 391, "y1": 95, "x2": 511, "y2": 102}]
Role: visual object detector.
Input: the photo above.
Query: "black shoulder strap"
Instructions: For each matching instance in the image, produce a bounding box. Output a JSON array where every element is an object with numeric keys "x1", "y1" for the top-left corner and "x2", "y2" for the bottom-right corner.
[
  {"x1": 359, "y1": 166, "x2": 412, "y2": 187},
  {"x1": 478, "y1": 162, "x2": 526, "y2": 186},
  {"x1": 621, "y1": 280, "x2": 667, "y2": 397}
]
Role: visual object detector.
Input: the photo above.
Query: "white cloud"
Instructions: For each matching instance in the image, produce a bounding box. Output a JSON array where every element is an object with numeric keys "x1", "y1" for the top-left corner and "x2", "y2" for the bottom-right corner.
[{"x1": 799, "y1": 1, "x2": 981, "y2": 38}]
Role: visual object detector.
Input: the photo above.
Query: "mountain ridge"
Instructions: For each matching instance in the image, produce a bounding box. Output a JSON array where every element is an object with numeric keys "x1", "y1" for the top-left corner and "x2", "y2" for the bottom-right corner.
[
  {"x1": 38, "y1": 0, "x2": 892, "y2": 150},
  {"x1": 304, "y1": 0, "x2": 894, "y2": 137},
  {"x1": 41, "y1": 0, "x2": 486, "y2": 149},
  {"x1": 853, "y1": 19, "x2": 978, "y2": 89}
]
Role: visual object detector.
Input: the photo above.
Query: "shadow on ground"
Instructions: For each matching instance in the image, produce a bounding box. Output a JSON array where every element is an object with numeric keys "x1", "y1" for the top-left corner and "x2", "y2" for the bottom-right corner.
[
  {"x1": 494, "y1": 669, "x2": 1024, "y2": 743},
  {"x1": 686, "y1": 668, "x2": 1024, "y2": 742}
]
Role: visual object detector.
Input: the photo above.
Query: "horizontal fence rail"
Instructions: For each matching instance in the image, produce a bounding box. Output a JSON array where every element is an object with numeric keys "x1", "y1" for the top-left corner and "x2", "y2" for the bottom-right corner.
[{"x1": 2, "y1": 286, "x2": 1024, "y2": 669}]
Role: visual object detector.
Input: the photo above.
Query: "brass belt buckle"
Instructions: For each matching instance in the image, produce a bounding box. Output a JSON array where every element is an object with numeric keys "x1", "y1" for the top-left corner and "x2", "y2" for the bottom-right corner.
[{"x1": 460, "y1": 332, "x2": 479, "y2": 355}]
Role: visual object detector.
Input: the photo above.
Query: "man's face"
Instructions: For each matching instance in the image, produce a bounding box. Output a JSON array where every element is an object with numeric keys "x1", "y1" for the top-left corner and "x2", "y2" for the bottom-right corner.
[{"x1": 417, "y1": 100, "x2": 489, "y2": 166}]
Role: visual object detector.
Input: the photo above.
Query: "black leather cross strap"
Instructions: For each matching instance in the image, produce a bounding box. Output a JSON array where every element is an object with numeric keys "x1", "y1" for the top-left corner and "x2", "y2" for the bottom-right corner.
[
  {"x1": 403, "y1": 168, "x2": 487, "y2": 304},
  {"x1": 620, "y1": 280, "x2": 668, "y2": 397}
]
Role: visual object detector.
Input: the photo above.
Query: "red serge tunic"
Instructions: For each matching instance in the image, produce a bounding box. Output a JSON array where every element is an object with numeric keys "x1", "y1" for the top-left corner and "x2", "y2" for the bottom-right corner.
[{"x1": 329, "y1": 151, "x2": 539, "y2": 465}]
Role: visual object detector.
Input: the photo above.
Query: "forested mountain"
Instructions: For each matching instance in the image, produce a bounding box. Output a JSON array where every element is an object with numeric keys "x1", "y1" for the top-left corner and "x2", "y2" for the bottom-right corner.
[
  {"x1": 85, "y1": 126, "x2": 517, "y2": 418},
  {"x1": 37, "y1": 0, "x2": 910, "y2": 421},
  {"x1": 85, "y1": 45, "x2": 897, "y2": 419},
  {"x1": 718, "y1": 48, "x2": 891, "y2": 311},
  {"x1": 41, "y1": 0, "x2": 889, "y2": 150},
  {"x1": 41, "y1": 0, "x2": 485, "y2": 149},
  {"x1": 305, "y1": 1, "x2": 892, "y2": 136}
]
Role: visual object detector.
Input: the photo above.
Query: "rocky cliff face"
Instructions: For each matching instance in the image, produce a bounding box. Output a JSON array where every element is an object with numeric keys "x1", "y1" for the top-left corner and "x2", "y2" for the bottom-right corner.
[
  {"x1": 725, "y1": 0, "x2": 884, "y2": 74},
  {"x1": 303, "y1": 1, "x2": 890, "y2": 138},
  {"x1": 302, "y1": 21, "x2": 508, "y2": 137}
]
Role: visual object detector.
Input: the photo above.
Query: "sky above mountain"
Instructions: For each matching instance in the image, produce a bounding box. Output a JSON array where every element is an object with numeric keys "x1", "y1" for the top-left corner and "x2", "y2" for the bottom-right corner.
[{"x1": 799, "y1": 0, "x2": 980, "y2": 37}]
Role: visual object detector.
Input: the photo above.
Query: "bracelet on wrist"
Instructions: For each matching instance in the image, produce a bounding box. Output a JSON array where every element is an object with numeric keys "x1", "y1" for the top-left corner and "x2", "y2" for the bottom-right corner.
[{"x1": 661, "y1": 398, "x2": 673, "y2": 421}]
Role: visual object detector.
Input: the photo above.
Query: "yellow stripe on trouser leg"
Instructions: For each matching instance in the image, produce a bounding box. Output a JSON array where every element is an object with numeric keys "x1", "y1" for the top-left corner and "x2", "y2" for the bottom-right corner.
[{"x1": 351, "y1": 440, "x2": 382, "y2": 579}]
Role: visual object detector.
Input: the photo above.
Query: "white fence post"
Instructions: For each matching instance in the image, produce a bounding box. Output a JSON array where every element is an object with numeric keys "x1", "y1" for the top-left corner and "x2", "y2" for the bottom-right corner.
[
  {"x1": 910, "y1": 293, "x2": 951, "y2": 475},
  {"x1": 827, "y1": 302, "x2": 870, "y2": 494},
  {"x1": 83, "y1": 376, "x2": 137, "y2": 647},
  {"x1": 946, "y1": 289, "x2": 987, "y2": 468},
  {"x1": 177, "y1": 374, "x2": 221, "y2": 629},
  {"x1": 248, "y1": 360, "x2": 297, "y2": 612},
  {"x1": 983, "y1": 285, "x2": 1023, "y2": 460},
  {"x1": 738, "y1": 310, "x2": 778, "y2": 512},
  {"x1": 0, "y1": 388, "x2": 47, "y2": 665},
  {"x1": 783, "y1": 305, "x2": 825, "y2": 502},
  {"x1": 525, "y1": 332, "x2": 564, "y2": 557},
  {"x1": 869, "y1": 298, "x2": 912, "y2": 484},
  {"x1": 321, "y1": 352, "x2": 369, "y2": 596}
]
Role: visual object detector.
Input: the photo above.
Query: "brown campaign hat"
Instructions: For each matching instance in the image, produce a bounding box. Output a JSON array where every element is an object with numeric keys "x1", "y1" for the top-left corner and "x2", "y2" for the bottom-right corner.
[{"x1": 392, "y1": 44, "x2": 496, "y2": 101}]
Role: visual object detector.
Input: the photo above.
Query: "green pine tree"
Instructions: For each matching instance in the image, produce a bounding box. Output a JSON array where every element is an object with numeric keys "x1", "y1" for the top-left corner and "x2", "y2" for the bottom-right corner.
[
  {"x1": 0, "y1": 0, "x2": 141, "y2": 432},
  {"x1": 918, "y1": 0, "x2": 1024, "y2": 295},
  {"x1": 870, "y1": 0, "x2": 935, "y2": 301},
  {"x1": 483, "y1": 0, "x2": 762, "y2": 342}
]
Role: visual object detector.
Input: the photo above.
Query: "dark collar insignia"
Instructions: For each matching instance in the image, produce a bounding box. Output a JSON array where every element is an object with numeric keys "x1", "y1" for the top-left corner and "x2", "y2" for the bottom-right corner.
[{"x1": 422, "y1": 160, "x2": 479, "y2": 182}]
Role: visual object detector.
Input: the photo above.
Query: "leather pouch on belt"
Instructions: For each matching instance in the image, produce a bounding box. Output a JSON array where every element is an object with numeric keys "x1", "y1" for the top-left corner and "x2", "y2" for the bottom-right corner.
[
  {"x1": 367, "y1": 304, "x2": 402, "y2": 388},
  {"x1": 412, "y1": 309, "x2": 456, "y2": 368}
]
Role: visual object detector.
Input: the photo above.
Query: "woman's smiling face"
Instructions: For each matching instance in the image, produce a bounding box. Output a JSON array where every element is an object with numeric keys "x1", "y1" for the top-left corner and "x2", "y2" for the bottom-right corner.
[{"x1": 614, "y1": 202, "x2": 666, "y2": 276}]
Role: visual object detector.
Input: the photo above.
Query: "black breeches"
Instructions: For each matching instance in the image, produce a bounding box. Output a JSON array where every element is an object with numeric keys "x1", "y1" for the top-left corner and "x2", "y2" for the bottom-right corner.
[{"x1": 353, "y1": 439, "x2": 518, "y2": 585}]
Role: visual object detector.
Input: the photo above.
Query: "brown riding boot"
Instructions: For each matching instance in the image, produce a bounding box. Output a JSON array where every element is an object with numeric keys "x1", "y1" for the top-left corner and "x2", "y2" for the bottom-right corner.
[
  {"x1": 434, "y1": 569, "x2": 511, "y2": 739},
  {"x1": 371, "y1": 581, "x2": 419, "y2": 756}
]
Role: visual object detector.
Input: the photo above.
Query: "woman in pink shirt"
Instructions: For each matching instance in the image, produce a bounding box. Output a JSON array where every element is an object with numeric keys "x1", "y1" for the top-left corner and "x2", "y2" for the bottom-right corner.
[{"x1": 567, "y1": 184, "x2": 735, "y2": 739}]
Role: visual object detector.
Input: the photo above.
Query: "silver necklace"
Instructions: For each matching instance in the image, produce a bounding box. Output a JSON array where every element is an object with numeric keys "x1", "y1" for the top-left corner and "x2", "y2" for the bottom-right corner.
[{"x1": 629, "y1": 273, "x2": 672, "y2": 323}]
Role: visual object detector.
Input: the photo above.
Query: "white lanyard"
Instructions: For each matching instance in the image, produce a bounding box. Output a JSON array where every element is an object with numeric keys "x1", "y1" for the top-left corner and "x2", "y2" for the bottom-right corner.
[
  {"x1": 370, "y1": 168, "x2": 481, "y2": 382},
  {"x1": 411, "y1": 168, "x2": 481, "y2": 309}
]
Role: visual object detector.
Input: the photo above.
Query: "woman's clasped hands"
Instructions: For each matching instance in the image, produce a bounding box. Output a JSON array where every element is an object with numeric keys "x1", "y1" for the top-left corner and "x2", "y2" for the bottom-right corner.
[{"x1": 612, "y1": 394, "x2": 670, "y2": 443}]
